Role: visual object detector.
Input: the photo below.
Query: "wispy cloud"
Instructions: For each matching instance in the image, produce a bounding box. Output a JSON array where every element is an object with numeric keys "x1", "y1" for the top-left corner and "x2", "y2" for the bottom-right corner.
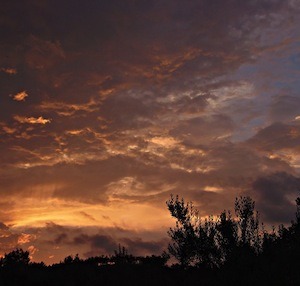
[
  {"x1": 2, "y1": 125, "x2": 17, "y2": 134},
  {"x1": 11, "y1": 91, "x2": 28, "y2": 101},
  {"x1": 0, "y1": 222, "x2": 35, "y2": 255},
  {"x1": 14, "y1": 115, "x2": 51, "y2": 124},
  {"x1": 25, "y1": 35, "x2": 65, "y2": 70},
  {"x1": 1, "y1": 67, "x2": 17, "y2": 75},
  {"x1": 39, "y1": 98, "x2": 99, "y2": 116}
]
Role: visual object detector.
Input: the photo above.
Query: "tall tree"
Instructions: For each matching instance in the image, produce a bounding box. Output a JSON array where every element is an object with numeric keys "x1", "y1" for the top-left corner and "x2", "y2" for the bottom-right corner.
[
  {"x1": 166, "y1": 195, "x2": 198, "y2": 267},
  {"x1": 234, "y1": 196, "x2": 261, "y2": 251},
  {"x1": 166, "y1": 195, "x2": 220, "y2": 267},
  {"x1": 216, "y1": 210, "x2": 238, "y2": 261}
]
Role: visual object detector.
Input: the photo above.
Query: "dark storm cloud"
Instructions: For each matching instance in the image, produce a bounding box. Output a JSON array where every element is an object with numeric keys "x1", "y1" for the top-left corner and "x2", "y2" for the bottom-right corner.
[
  {"x1": 72, "y1": 234, "x2": 117, "y2": 254},
  {"x1": 269, "y1": 95, "x2": 300, "y2": 123},
  {"x1": 170, "y1": 114, "x2": 234, "y2": 146},
  {"x1": 246, "y1": 122, "x2": 300, "y2": 151},
  {"x1": 25, "y1": 35, "x2": 65, "y2": 70},
  {"x1": 207, "y1": 143, "x2": 294, "y2": 178},
  {"x1": 53, "y1": 233, "x2": 68, "y2": 245},
  {"x1": 120, "y1": 237, "x2": 167, "y2": 255},
  {"x1": 71, "y1": 233, "x2": 167, "y2": 256},
  {"x1": 16, "y1": 222, "x2": 169, "y2": 262},
  {"x1": 0, "y1": 222, "x2": 9, "y2": 231},
  {"x1": 253, "y1": 172, "x2": 300, "y2": 223}
]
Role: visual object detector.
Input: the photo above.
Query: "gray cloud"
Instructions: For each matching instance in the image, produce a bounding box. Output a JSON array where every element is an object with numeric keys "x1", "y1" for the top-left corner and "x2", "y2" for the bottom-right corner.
[
  {"x1": 253, "y1": 172, "x2": 300, "y2": 224},
  {"x1": 170, "y1": 114, "x2": 234, "y2": 146},
  {"x1": 269, "y1": 95, "x2": 300, "y2": 123},
  {"x1": 71, "y1": 233, "x2": 167, "y2": 257},
  {"x1": 246, "y1": 122, "x2": 300, "y2": 151},
  {"x1": 73, "y1": 234, "x2": 117, "y2": 254}
]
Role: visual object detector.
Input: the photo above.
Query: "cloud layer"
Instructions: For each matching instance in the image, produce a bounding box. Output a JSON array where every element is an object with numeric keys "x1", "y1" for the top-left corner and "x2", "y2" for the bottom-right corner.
[{"x1": 0, "y1": 0, "x2": 300, "y2": 262}]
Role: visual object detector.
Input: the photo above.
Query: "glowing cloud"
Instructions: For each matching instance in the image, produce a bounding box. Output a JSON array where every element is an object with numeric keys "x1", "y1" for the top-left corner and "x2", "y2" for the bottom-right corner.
[
  {"x1": 12, "y1": 91, "x2": 28, "y2": 101},
  {"x1": 1, "y1": 67, "x2": 17, "y2": 74},
  {"x1": 18, "y1": 233, "x2": 36, "y2": 245},
  {"x1": 39, "y1": 98, "x2": 99, "y2": 116},
  {"x1": 14, "y1": 115, "x2": 51, "y2": 124},
  {"x1": 2, "y1": 126, "x2": 17, "y2": 134}
]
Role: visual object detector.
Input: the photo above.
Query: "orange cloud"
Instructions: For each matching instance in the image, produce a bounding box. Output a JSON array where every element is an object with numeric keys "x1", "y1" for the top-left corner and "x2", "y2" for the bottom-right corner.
[
  {"x1": 28, "y1": 245, "x2": 38, "y2": 260},
  {"x1": 26, "y1": 36, "x2": 65, "y2": 70},
  {"x1": 12, "y1": 91, "x2": 28, "y2": 101},
  {"x1": 0, "y1": 223, "x2": 29, "y2": 255},
  {"x1": 39, "y1": 98, "x2": 99, "y2": 116},
  {"x1": 2, "y1": 126, "x2": 17, "y2": 134},
  {"x1": 1, "y1": 67, "x2": 17, "y2": 75},
  {"x1": 18, "y1": 233, "x2": 36, "y2": 245},
  {"x1": 14, "y1": 115, "x2": 51, "y2": 124}
]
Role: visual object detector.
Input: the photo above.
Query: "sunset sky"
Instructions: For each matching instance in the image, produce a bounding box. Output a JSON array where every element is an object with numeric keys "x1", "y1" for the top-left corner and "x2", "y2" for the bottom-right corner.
[{"x1": 1, "y1": 0, "x2": 300, "y2": 264}]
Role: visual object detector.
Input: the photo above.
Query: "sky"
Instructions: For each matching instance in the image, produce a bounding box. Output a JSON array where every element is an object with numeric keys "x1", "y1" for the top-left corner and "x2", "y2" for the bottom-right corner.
[{"x1": 0, "y1": 0, "x2": 300, "y2": 264}]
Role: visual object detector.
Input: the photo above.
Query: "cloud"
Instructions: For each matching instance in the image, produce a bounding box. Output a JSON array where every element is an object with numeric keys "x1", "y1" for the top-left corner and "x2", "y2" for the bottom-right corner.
[
  {"x1": 120, "y1": 237, "x2": 168, "y2": 255},
  {"x1": 269, "y1": 95, "x2": 300, "y2": 123},
  {"x1": 170, "y1": 114, "x2": 234, "y2": 146},
  {"x1": 25, "y1": 35, "x2": 65, "y2": 70},
  {"x1": 246, "y1": 122, "x2": 300, "y2": 151},
  {"x1": 39, "y1": 98, "x2": 100, "y2": 117},
  {"x1": 71, "y1": 233, "x2": 167, "y2": 257},
  {"x1": 252, "y1": 172, "x2": 300, "y2": 223},
  {"x1": 9, "y1": 221, "x2": 170, "y2": 263},
  {"x1": 11, "y1": 91, "x2": 29, "y2": 101},
  {"x1": 73, "y1": 234, "x2": 117, "y2": 253},
  {"x1": 0, "y1": 222, "x2": 36, "y2": 255},
  {"x1": 14, "y1": 115, "x2": 51, "y2": 124},
  {"x1": 2, "y1": 125, "x2": 17, "y2": 134},
  {"x1": 0, "y1": 222, "x2": 9, "y2": 231},
  {"x1": 1, "y1": 67, "x2": 17, "y2": 75},
  {"x1": 53, "y1": 233, "x2": 68, "y2": 245},
  {"x1": 79, "y1": 211, "x2": 97, "y2": 222}
]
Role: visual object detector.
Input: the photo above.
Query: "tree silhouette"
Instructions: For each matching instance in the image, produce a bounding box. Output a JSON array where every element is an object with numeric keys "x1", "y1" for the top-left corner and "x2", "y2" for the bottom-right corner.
[
  {"x1": 166, "y1": 195, "x2": 264, "y2": 268},
  {"x1": 166, "y1": 194, "x2": 199, "y2": 267},
  {"x1": 216, "y1": 210, "x2": 238, "y2": 262},
  {"x1": 1, "y1": 248, "x2": 30, "y2": 268},
  {"x1": 234, "y1": 196, "x2": 261, "y2": 251},
  {"x1": 112, "y1": 244, "x2": 135, "y2": 265},
  {"x1": 166, "y1": 195, "x2": 220, "y2": 268}
]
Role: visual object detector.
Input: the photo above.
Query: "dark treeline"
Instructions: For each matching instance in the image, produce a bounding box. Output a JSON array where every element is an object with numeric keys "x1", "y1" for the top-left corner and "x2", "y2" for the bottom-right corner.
[{"x1": 1, "y1": 195, "x2": 300, "y2": 285}]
